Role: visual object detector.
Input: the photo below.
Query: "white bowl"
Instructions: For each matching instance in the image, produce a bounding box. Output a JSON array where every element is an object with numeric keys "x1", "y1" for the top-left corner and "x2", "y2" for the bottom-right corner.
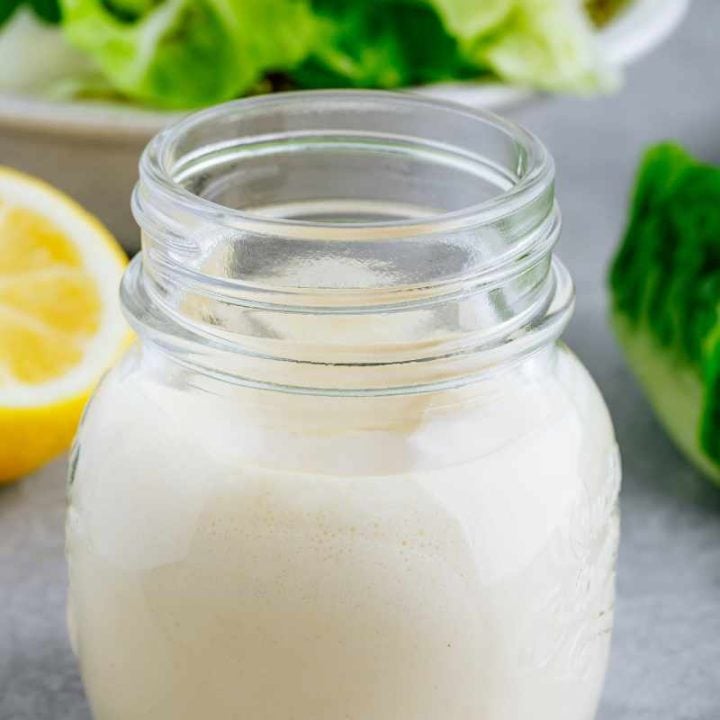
[{"x1": 0, "y1": 0, "x2": 689, "y2": 247}]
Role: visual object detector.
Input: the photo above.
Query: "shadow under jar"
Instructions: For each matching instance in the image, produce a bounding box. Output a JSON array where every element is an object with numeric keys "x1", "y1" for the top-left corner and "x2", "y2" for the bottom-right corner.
[{"x1": 66, "y1": 91, "x2": 620, "y2": 720}]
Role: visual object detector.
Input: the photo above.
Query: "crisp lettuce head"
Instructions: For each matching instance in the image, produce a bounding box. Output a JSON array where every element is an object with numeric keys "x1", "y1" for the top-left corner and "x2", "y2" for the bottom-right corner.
[
  {"x1": 59, "y1": 0, "x2": 316, "y2": 108},
  {"x1": 610, "y1": 144, "x2": 720, "y2": 483}
]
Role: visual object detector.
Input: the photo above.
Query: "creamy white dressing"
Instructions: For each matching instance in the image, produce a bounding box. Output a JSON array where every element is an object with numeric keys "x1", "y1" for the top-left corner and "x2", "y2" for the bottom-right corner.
[{"x1": 67, "y1": 344, "x2": 619, "y2": 720}]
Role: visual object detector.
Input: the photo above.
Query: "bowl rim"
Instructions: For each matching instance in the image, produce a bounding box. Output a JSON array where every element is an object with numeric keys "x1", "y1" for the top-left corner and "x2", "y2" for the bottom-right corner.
[{"x1": 0, "y1": 0, "x2": 690, "y2": 142}]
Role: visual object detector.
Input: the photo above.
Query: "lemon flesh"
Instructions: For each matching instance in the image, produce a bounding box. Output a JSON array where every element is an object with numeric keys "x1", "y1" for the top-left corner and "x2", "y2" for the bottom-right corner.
[{"x1": 0, "y1": 167, "x2": 129, "y2": 482}]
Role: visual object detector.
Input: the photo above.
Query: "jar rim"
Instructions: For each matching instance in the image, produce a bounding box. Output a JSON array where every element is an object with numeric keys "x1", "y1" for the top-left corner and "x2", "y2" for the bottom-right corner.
[{"x1": 139, "y1": 90, "x2": 554, "y2": 241}]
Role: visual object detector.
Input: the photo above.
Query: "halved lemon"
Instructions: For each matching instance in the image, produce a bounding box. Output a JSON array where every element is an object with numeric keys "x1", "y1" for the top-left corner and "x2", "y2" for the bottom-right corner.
[{"x1": 0, "y1": 167, "x2": 130, "y2": 483}]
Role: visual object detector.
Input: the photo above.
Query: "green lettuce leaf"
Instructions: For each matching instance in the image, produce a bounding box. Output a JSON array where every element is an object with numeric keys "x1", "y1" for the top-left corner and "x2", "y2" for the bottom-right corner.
[
  {"x1": 610, "y1": 144, "x2": 720, "y2": 483},
  {"x1": 471, "y1": 0, "x2": 614, "y2": 93},
  {"x1": 294, "y1": 1, "x2": 479, "y2": 89},
  {"x1": 59, "y1": 0, "x2": 316, "y2": 108}
]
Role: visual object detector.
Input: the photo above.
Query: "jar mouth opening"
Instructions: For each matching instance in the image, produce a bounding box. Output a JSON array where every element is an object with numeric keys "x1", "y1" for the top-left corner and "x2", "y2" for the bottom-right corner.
[{"x1": 140, "y1": 90, "x2": 553, "y2": 241}]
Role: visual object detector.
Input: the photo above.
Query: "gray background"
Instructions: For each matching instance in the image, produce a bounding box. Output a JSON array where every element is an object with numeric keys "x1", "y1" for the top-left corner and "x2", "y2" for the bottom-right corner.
[{"x1": 1, "y1": 2, "x2": 719, "y2": 717}]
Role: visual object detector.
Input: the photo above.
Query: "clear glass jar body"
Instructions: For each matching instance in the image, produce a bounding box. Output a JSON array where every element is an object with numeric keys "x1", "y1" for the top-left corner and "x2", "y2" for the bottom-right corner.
[{"x1": 66, "y1": 92, "x2": 620, "y2": 720}]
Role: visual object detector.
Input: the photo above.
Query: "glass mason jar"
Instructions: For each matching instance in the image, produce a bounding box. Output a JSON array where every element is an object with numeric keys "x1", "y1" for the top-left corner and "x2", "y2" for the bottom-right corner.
[{"x1": 66, "y1": 91, "x2": 620, "y2": 720}]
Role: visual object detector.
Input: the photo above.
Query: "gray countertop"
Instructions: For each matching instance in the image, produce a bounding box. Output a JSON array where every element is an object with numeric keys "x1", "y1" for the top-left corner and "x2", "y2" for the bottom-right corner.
[{"x1": 2, "y1": 2, "x2": 720, "y2": 718}]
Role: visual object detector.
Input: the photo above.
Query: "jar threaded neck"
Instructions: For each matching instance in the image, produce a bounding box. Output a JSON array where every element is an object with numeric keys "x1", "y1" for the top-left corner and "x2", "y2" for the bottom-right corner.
[{"x1": 125, "y1": 91, "x2": 573, "y2": 394}]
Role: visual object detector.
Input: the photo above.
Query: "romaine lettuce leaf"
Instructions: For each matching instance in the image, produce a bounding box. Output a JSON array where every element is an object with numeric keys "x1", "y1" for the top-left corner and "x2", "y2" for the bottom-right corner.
[
  {"x1": 610, "y1": 144, "x2": 720, "y2": 483},
  {"x1": 471, "y1": 0, "x2": 614, "y2": 93},
  {"x1": 294, "y1": 1, "x2": 478, "y2": 89},
  {"x1": 59, "y1": 0, "x2": 316, "y2": 108}
]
